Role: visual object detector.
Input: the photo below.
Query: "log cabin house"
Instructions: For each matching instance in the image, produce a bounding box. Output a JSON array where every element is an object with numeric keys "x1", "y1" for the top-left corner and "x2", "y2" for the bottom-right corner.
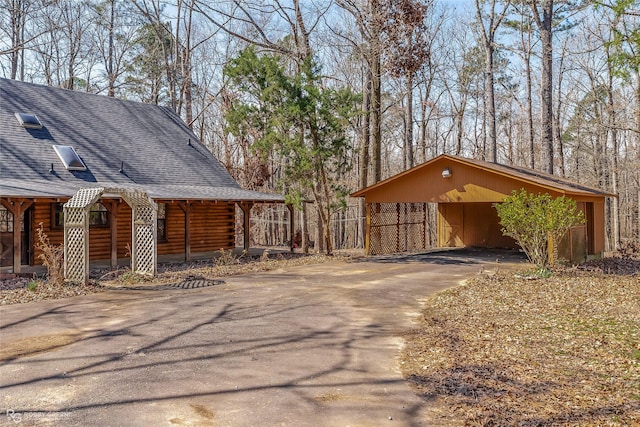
[
  {"x1": 351, "y1": 154, "x2": 614, "y2": 264},
  {"x1": 0, "y1": 78, "x2": 286, "y2": 280}
]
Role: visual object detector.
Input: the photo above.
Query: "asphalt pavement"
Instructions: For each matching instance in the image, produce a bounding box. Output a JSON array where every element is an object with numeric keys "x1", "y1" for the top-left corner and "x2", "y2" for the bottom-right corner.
[{"x1": 0, "y1": 249, "x2": 525, "y2": 427}]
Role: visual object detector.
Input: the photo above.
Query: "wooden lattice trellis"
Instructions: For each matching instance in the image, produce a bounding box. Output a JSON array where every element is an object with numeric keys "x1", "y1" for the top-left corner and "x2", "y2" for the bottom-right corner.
[
  {"x1": 368, "y1": 202, "x2": 427, "y2": 255},
  {"x1": 64, "y1": 187, "x2": 157, "y2": 283}
]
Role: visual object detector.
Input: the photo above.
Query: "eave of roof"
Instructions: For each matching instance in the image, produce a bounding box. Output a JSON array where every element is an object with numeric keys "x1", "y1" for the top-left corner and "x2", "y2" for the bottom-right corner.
[
  {"x1": 351, "y1": 154, "x2": 615, "y2": 198},
  {"x1": 0, "y1": 179, "x2": 285, "y2": 203}
]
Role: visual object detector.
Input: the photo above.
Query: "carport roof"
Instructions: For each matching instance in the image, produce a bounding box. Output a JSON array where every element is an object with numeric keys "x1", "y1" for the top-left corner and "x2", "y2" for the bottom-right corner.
[{"x1": 351, "y1": 154, "x2": 615, "y2": 198}]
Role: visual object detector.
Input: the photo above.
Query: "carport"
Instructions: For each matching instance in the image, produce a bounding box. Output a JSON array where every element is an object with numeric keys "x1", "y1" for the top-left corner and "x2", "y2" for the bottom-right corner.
[{"x1": 351, "y1": 154, "x2": 614, "y2": 263}]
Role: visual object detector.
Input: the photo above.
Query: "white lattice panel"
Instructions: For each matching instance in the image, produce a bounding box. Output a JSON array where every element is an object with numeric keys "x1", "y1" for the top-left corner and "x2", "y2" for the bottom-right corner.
[
  {"x1": 66, "y1": 187, "x2": 104, "y2": 208},
  {"x1": 64, "y1": 187, "x2": 157, "y2": 283},
  {"x1": 64, "y1": 227, "x2": 86, "y2": 282},
  {"x1": 119, "y1": 190, "x2": 157, "y2": 276},
  {"x1": 64, "y1": 188, "x2": 103, "y2": 283}
]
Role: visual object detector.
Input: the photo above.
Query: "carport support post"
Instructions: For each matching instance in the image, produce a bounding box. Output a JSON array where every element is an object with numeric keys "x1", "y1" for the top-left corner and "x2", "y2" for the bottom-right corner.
[
  {"x1": 365, "y1": 203, "x2": 371, "y2": 255},
  {"x1": 396, "y1": 203, "x2": 401, "y2": 252}
]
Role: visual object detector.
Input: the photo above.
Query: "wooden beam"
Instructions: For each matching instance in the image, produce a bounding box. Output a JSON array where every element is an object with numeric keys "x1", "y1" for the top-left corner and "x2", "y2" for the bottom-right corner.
[
  {"x1": 396, "y1": 203, "x2": 401, "y2": 252},
  {"x1": 237, "y1": 202, "x2": 254, "y2": 251},
  {"x1": 2, "y1": 200, "x2": 34, "y2": 273},
  {"x1": 103, "y1": 200, "x2": 120, "y2": 269},
  {"x1": 365, "y1": 203, "x2": 371, "y2": 255},
  {"x1": 178, "y1": 201, "x2": 192, "y2": 262},
  {"x1": 287, "y1": 204, "x2": 295, "y2": 252}
]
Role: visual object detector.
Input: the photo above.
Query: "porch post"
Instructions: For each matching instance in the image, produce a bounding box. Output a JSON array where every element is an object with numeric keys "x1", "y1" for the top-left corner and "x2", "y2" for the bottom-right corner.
[
  {"x1": 4, "y1": 200, "x2": 33, "y2": 273},
  {"x1": 237, "y1": 202, "x2": 254, "y2": 251},
  {"x1": 287, "y1": 204, "x2": 295, "y2": 252},
  {"x1": 178, "y1": 201, "x2": 192, "y2": 262},
  {"x1": 104, "y1": 200, "x2": 119, "y2": 269}
]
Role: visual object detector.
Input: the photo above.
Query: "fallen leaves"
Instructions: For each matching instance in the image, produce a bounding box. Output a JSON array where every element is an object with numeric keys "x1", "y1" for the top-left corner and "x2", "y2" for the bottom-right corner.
[{"x1": 402, "y1": 264, "x2": 640, "y2": 426}]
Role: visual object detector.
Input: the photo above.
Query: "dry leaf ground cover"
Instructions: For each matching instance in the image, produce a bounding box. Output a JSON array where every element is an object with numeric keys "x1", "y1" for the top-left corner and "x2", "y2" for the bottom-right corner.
[{"x1": 402, "y1": 261, "x2": 640, "y2": 426}]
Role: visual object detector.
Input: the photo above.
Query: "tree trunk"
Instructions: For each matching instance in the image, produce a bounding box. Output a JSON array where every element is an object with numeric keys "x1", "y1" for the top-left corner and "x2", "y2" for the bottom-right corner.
[
  {"x1": 359, "y1": 69, "x2": 371, "y2": 247},
  {"x1": 371, "y1": 0, "x2": 382, "y2": 183},
  {"x1": 635, "y1": 71, "x2": 640, "y2": 239},
  {"x1": 526, "y1": 50, "x2": 535, "y2": 169},
  {"x1": 554, "y1": 40, "x2": 567, "y2": 176},
  {"x1": 107, "y1": 0, "x2": 115, "y2": 97},
  {"x1": 419, "y1": 85, "x2": 428, "y2": 163},
  {"x1": 606, "y1": 47, "x2": 620, "y2": 250},
  {"x1": 405, "y1": 73, "x2": 414, "y2": 168},
  {"x1": 540, "y1": 0, "x2": 554, "y2": 174},
  {"x1": 182, "y1": 6, "x2": 194, "y2": 128},
  {"x1": 486, "y1": 44, "x2": 497, "y2": 163}
]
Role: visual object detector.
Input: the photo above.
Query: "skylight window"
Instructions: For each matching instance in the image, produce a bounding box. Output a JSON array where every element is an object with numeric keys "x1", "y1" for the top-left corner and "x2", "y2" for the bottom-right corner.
[
  {"x1": 15, "y1": 112, "x2": 43, "y2": 129},
  {"x1": 52, "y1": 145, "x2": 87, "y2": 171}
]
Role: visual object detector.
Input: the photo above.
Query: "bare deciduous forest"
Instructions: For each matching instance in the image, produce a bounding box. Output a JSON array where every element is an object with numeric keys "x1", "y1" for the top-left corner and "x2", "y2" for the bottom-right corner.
[{"x1": 2, "y1": 0, "x2": 638, "y2": 253}]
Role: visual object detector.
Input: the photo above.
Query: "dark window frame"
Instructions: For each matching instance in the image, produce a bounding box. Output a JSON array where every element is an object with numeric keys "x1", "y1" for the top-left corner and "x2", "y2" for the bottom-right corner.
[
  {"x1": 157, "y1": 202, "x2": 167, "y2": 242},
  {"x1": 89, "y1": 203, "x2": 109, "y2": 228},
  {"x1": 51, "y1": 203, "x2": 64, "y2": 230},
  {"x1": 0, "y1": 205, "x2": 13, "y2": 233},
  {"x1": 51, "y1": 202, "x2": 109, "y2": 229}
]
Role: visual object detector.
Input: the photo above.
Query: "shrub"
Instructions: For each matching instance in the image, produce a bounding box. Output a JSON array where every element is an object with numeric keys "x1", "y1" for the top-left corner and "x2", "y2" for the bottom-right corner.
[
  {"x1": 494, "y1": 190, "x2": 585, "y2": 270},
  {"x1": 35, "y1": 222, "x2": 65, "y2": 286},
  {"x1": 215, "y1": 248, "x2": 239, "y2": 266},
  {"x1": 27, "y1": 280, "x2": 40, "y2": 291}
]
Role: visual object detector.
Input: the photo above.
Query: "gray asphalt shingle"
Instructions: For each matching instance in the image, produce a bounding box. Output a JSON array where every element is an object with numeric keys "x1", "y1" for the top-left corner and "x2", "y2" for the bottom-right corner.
[{"x1": 0, "y1": 78, "x2": 283, "y2": 202}]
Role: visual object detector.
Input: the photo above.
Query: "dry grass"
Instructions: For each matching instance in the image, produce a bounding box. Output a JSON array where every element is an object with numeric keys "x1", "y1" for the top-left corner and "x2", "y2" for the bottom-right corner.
[{"x1": 402, "y1": 267, "x2": 640, "y2": 426}]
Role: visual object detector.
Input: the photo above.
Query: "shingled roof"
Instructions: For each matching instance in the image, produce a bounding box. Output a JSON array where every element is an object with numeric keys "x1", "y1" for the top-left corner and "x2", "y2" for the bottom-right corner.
[{"x1": 0, "y1": 78, "x2": 283, "y2": 202}]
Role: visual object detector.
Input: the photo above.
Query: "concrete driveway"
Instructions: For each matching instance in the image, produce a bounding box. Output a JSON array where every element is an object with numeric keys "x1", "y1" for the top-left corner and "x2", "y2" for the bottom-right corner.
[{"x1": 0, "y1": 249, "x2": 525, "y2": 427}]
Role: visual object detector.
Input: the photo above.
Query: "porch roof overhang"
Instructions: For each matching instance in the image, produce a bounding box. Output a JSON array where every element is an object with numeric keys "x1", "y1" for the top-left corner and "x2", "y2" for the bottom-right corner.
[{"x1": 0, "y1": 179, "x2": 285, "y2": 203}]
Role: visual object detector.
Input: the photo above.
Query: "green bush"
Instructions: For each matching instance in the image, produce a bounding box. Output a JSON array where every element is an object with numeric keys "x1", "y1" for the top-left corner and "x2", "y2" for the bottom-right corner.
[{"x1": 494, "y1": 189, "x2": 585, "y2": 270}]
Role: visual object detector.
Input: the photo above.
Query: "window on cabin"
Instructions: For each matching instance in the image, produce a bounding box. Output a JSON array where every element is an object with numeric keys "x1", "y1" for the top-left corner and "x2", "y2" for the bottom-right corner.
[
  {"x1": 157, "y1": 203, "x2": 167, "y2": 242},
  {"x1": 52, "y1": 203, "x2": 64, "y2": 229},
  {"x1": 89, "y1": 203, "x2": 109, "y2": 227},
  {"x1": 51, "y1": 202, "x2": 109, "y2": 228},
  {"x1": 0, "y1": 206, "x2": 13, "y2": 232}
]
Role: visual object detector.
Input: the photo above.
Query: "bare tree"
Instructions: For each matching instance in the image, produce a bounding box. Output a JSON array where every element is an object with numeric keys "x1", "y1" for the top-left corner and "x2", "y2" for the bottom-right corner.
[
  {"x1": 475, "y1": 0, "x2": 511, "y2": 163},
  {"x1": 336, "y1": 0, "x2": 383, "y2": 183},
  {"x1": 379, "y1": 0, "x2": 432, "y2": 169},
  {"x1": 528, "y1": 0, "x2": 555, "y2": 173}
]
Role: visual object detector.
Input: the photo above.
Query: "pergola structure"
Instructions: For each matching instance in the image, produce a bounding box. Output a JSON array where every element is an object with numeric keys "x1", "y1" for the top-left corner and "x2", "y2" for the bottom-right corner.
[{"x1": 64, "y1": 187, "x2": 156, "y2": 284}]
